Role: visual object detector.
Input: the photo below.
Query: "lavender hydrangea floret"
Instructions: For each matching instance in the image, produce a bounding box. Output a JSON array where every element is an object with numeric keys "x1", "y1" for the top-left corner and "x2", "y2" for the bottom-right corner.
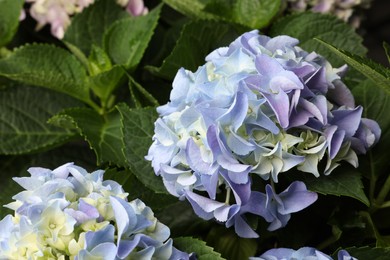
[
  {"x1": 146, "y1": 30, "x2": 381, "y2": 238},
  {"x1": 250, "y1": 247, "x2": 357, "y2": 260},
  {"x1": 0, "y1": 163, "x2": 193, "y2": 259}
]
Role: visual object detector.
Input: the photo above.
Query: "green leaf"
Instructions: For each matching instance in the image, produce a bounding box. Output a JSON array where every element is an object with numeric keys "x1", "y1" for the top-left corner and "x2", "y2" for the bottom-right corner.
[
  {"x1": 0, "y1": 0, "x2": 23, "y2": 47},
  {"x1": 128, "y1": 74, "x2": 159, "y2": 108},
  {"x1": 232, "y1": 0, "x2": 281, "y2": 29},
  {"x1": 147, "y1": 20, "x2": 234, "y2": 80},
  {"x1": 104, "y1": 5, "x2": 161, "y2": 70},
  {"x1": 105, "y1": 168, "x2": 176, "y2": 210},
  {"x1": 63, "y1": 0, "x2": 129, "y2": 55},
  {"x1": 270, "y1": 12, "x2": 366, "y2": 67},
  {"x1": 292, "y1": 169, "x2": 369, "y2": 206},
  {"x1": 0, "y1": 44, "x2": 92, "y2": 104},
  {"x1": 163, "y1": 0, "x2": 280, "y2": 29},
  {"x1": 162, "y1": 0, "x2": 220, "y2": 21},
  {"x1": 206, "y1": 226, "x2": 257, "y2": 260},
  {"x1": 116, "y1": 103, "x2": 168, "y2": 194},
  {"x1": 384, "y1": 42, "x2": 390, "y2": 65},
  {"x1": 346, "y1": 246, "x2": 390, "y2": 260},
  {"x1": 48, "y1": 107, "x2": 126, "y2": 166},
  {"x1": 174, "y1": 237, "x2": 225, "y2": 260},
  {"x1": 90, "y1": 65, "x2": 125, "y2": 102},
  {"x1": 0, "y1": 84, "x2": 81, "y2": 155},
  {"x1": 156, "y1": 201, "x2": 211, "y2": 237},
  {"x1": 316, "y1": 39, "x2": 390, "y2": 94},
  {"x1": 88, "y1": 45, "x2": 113, "y2": 76}
]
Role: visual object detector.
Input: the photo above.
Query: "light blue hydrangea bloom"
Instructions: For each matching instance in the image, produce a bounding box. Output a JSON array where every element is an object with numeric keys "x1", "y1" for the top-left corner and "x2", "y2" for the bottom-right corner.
[
  {"x1": 0, "y1": 163, "x2": 193, "y2": 260},
  {"x1": 146, "y1": 30, "x2": 380, "y2": 238},
  {"x1": 250, "y1": 247, "x2": 357, "y2": 260}
]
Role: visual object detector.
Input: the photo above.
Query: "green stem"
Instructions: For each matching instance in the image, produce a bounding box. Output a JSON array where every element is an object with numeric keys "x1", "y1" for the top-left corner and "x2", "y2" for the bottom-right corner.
[
  {"x1": 376, "y1": 172, "x2": 390, "y2": 205},
  {"x1": 360, "y1": 211, "x2": 381, "y2": 242},
  {"x1": 379, "y1": 200, "x2": 390, "y2": 209},
  {"x1": 369, "y1": 151, "x2": 377, "y2": 202},
  {"x1": 316, "y1": 226, "x2": 342, "y2": 250},
  {"x1": 85, "y1": 99, "x2": 103, "y2": 115},
  {"x1": 225, "y1": 187, "x2": 231, "y2": 205}
]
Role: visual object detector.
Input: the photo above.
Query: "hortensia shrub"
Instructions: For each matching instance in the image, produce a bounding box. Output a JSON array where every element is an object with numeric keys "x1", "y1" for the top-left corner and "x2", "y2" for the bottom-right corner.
[
  {"x1": 146, "y1": 30, "x2": 381, "y2": 238},
  {"x1": 0, "y1": 163, "x2": 193, "y2": 259}
]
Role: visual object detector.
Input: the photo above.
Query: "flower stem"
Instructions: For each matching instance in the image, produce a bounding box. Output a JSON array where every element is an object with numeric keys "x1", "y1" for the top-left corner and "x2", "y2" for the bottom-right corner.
[
  {"x1": 376, "y1": 172, "x2": 390, "y2": 206},
  {"x1": 225, "y1": 187, "x2": 231, "y2": 205},
  {"x1": 369, "y1": 151, "x2": 377, "y2": 202}
]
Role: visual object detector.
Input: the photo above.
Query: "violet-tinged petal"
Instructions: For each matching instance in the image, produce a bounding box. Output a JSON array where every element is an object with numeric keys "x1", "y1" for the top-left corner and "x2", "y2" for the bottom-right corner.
[
  {"x1": 337, "y1": 249, "x2": 357, "y2": 260},
  {"x1": 218, "y1": 91, "x2": 249, "y2": 132},
  {"x1": 234, "y1": 214, "x2": 260, "y2": 238},
  {"x1": 186, "y1": 138, "x2": 213, "y2": 175},
  {"x1": 278, "y1": 181, "x2": 318, "y2": 214},
  {"x1": 85, "y1": 225, "x2": 115, "y2": 251},
  {"x1": 327, "y1": 79, "x2": 355, "y2": 108},
  {"x1": 330, "y1": 106, "x2": 363, "y2": 137},
  {"x1": 221, "y1": 170, "x2": 251, "y2": 204},
  {"x1": 109, "y1": 196, "x2": 137, "y2": 241},
  {"x1": 184, "y1": 191, "x2": 226, "y2": 220}
]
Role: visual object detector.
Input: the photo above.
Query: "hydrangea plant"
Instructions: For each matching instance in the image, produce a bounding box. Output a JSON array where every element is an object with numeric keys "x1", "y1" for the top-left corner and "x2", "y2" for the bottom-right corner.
[
  {"x1": 0, "y1": 163, "x2": 193, "y2": 259},
  {"x1": 147, "y1": 30, "x2": 381, "y2": 238}
]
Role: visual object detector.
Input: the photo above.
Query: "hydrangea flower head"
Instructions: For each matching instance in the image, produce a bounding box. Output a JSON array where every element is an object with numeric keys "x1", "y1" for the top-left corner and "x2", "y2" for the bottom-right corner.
[
  {"x1": 0, "y1": 163, "x2": 193, "y2": 259},
  {"x1": 147, "y1": 30, "x2": 380, "y2": 238}
]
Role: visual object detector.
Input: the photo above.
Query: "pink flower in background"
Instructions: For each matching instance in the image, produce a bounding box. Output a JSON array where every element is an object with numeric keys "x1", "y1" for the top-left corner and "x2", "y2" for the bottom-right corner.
[
  {"x1": 23, "y1": 0, "x2": 148, "y2": 38},
  {"x1": 117, "y1": 0, "x2": 148, "y2": 16},
  {"x1": 286, "y1": 0, "x2": 372, "y2": 27},
  {"x1": 24, "y1": 0, "x2": 94, "y2": 39}
]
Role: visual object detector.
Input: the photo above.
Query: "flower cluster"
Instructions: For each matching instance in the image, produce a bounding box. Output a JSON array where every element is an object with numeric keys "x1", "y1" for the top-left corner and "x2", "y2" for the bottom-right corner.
[
  {"x1": 146, "y1": 30, "x2": 380, "y2": 238},
  {"x1": 22, "y1": 0, "x2": 148, "y2": 39},
  {"x1": 251, "y1": 247, "x2": 356, "y2": 260},
  {"x1": 0, "y1": 163, "x2": 192, "y2": 259},
  {"x1": 286, "y1": 0, "x2": 372, "y2": 27}
]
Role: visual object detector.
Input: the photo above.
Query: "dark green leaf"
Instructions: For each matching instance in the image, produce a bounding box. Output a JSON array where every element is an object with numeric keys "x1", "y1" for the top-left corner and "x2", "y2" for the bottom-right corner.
[
  {"x1": 162, "y1": 0, "x2": 220, "y2": 21},
  {"x1": 116, "y1": 103, "x2": 168, "y2": 194},
  {"x1": 291, "y1": 169, "x2": 369, "y2": 206},
  {"x1": 104, "y1": 5, "x2": 161, "y2": 70},
  {"x1": 346, "y1": 246, "x2": 390, "y2": 260},
  {"x1": 156, "y1": 201, "x2": 211, "y2": 237},
  {"x1": 147, "y1": 20, "x2": 234, "y2": 80},
  {"x1": 128, "y1": 74, "x2": 159, "y2": 108},
  {"x1": 316, "y1": 39, "x2": 390, "y2": 94},
  {"x1": 270, "y1": 12, "x2": 366, "y2": 67},
  {"x1": 174, "y1": 237, "x2": 225, "y2": 260},
  {"x1": 105, "y1": 168, "x2": 176, "y2": 210},
  {"x1": 232, "y1": 0, "x2": 281, "y2": 29},
  {"x1": 206, "y1": 226, "x2": 257, "y2": 260},
  {"x1": 48, "y1": 107, "x2": 126, "y2": 166},
  {"x1": 0, "y1": 0, "x2": 23, "y2": 47},
  {"x1": 63, "y1": 0, "x2": 129, "y2": 55},
  {"x1": 0, "y1": 84, "x2": 81, "y2": 155},
  {"x1": 0, "y1": 44, "x2": 92, "y2": 104},
  {"x1": 163, "y1": 0, "x2": 280, "y2": 29}
]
